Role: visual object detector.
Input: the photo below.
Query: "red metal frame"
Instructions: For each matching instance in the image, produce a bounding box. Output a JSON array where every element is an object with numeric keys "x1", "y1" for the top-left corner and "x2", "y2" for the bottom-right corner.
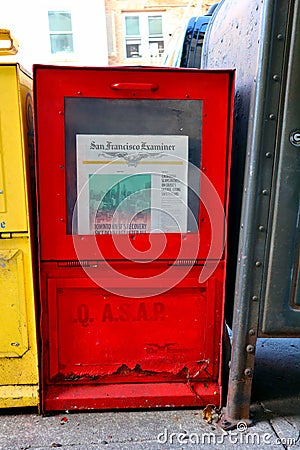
[
  {"x1": 34, "y1": 66, "x2": 232, "y2": 261},
  {"x1": 33, "y1": 65, "x2": 234, "y2": 412},
  {"x1": 40, "y1": 262, "x2": 225, "y2": 411}
]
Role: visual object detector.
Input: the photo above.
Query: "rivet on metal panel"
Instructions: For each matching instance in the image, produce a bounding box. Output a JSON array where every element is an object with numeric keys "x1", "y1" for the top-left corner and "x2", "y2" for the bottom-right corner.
[
  {"x1": 252, "y1": 295, "x2": 259, "y2": 301},
  {"x1": 246, "y1": 344, "x2": 255, "y2": 353},
  {"x1": 77, "y1": 91, "x2": 82, "y2": 95},
  {"x1": 261, "y1": 189, "x2": 268, "y2": 195},
  {"x1": 265, "y1": 152, "x2": 272, "y2": 158},
  {"x1": 244, "y1": 368, "x2": 253, "y2": 377},
  {"x1": 60, "y1": 218, "x2": 64, "y2": 222},
  {"x1": 289, "y1": 130, "x2": 300, "y2": 147},
  {"x1": 11, "y1": 342, "x2": 20, "y2": 347},
  {"x1": 269, "y1": 114, "x2": 276, "y2": 120},
  {"x1": 277, "y1": 34, "x2": 284, "y2": 40},
  {"x1": 185, "y1": 94, "x2": 190, "y2": 98},
  {"x1": 248, "y1": 329, "x2": 255, "y2": 336},
  {"x1": 258, "y1": 225, "x2": 265, "y2": 232},
  {"x1": 255, "y1": 261, "x2": 262, "y2": 267},
  {"x1": 0, "y1": 190, "x2": 3, "y2": 194},
  {"x1": 58, "y1": 111, "x2": 63, "y2": 115},
  {"x1": 59, "y1": 165, "x2": 64, "y2": 169},
  {"x1": 272, "y1": 74, "x2": 280, "y2": 82}
]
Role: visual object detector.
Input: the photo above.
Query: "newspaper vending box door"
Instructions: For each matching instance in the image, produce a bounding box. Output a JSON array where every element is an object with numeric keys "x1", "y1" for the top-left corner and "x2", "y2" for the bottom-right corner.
[{"x1": 34, "y1": 65, "x2": 234, "y2": 412}]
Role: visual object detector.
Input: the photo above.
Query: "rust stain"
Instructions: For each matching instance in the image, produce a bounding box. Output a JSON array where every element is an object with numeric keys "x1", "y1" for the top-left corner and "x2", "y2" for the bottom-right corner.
[{"x1": 52, "y1": 359, "x2": 211, "y2": 383}]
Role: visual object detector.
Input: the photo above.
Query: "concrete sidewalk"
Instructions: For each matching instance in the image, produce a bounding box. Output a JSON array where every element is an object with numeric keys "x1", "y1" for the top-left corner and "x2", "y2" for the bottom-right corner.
[{"x1": 0, "y1": 338, "x2": 299, "y2": 450}]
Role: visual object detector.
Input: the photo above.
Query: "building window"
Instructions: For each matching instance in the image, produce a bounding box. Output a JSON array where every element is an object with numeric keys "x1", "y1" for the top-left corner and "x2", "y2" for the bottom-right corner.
[
  {"x1": 48, "y1": 11, "x2": 74, "y2": 54},
  {"x1": 123, "y1": 13, "x2": 164, "y2": 59}
]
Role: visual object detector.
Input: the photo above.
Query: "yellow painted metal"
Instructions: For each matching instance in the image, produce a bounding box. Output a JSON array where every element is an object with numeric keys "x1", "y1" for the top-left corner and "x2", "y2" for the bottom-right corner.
[
  {"x1": 0, "y1": 385, "x2": 38, "y2": 408},
  {"x1": 0, "y1": 238, "x2": 38, "y2": 407},
  {"x1": 0, "y1": 238, "x2": 39, "y2": 407},
  {"x1": 0, "y1": 249, "x2": 29, "y2": 357},
  {"x1": 0, "y1": 63, "x2": 39, "y2": 408},
  {"x1": 0, "y1": 64, "x2": 30, "y2": 232}
]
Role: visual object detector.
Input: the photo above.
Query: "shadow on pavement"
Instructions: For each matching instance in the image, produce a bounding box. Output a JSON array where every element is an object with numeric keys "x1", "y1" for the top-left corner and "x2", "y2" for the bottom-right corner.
[{"x1": 251, "y1": 338, "x2": 300, "y2": 418}]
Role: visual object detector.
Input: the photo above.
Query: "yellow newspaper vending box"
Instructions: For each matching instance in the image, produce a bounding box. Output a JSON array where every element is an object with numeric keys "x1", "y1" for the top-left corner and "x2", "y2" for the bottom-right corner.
[{"x1": 0, "y1": 31, "x2": 39, "y2": 407}]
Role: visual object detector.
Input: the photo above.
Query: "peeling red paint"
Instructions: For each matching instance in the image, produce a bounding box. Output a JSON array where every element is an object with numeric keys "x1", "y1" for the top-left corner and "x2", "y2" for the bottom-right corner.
[{"x1": 52, "y1": 360, "x2": 211, "y2": 383}]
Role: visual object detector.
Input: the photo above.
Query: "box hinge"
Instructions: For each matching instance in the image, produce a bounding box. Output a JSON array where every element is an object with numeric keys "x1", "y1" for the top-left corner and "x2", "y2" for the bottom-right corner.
[{"x1": 57, "y1": 260, "x2": 99, "y2": 268}]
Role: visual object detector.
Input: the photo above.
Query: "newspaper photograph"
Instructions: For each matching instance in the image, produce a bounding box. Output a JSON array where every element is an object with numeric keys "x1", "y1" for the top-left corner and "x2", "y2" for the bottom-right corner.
[{"x1": 76, "y1": 134, "x2": 189, "y2": 235}]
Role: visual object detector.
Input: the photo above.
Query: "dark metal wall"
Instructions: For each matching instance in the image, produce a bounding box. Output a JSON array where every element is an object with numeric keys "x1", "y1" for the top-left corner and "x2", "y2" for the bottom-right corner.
[
  {"x1": 202, "y1": 0, "x2": 263, "y2": 329},
  {"x1": 202, "y1": 0, "x2": 300, "y2": 423}
]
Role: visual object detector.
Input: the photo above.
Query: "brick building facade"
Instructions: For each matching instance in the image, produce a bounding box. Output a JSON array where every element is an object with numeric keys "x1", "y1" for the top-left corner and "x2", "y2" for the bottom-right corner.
[
  {"x1": 203, "y1": 0, "x2": 219, "y2": 13},
  {"x1": 105, "y1": 0, "x2": 219, "y2": 66}
]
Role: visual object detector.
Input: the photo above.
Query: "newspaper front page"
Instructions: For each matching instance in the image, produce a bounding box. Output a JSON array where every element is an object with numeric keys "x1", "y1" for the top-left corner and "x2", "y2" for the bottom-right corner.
[{"x1": 76, "y1": 134, "x2": 188, "y2": 235}]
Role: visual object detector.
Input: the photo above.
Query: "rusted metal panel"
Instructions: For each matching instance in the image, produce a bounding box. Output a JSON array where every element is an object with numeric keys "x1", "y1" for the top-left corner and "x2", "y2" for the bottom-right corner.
[
  {"x1": 46, "y1": 273, "x2": 219, "y2": 381},
  {"x1": 39, "y1": 262, "x2": 226, "y2": 411}
]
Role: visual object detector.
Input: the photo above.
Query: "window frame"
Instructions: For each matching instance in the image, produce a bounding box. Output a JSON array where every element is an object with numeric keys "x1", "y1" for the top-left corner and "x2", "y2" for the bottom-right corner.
[
  {"x1": 122, "y1": 12, "x2": 165, "y2": 60},
  {"x1": 48, "y1": 10, "x2": 74, "y2": 55}
]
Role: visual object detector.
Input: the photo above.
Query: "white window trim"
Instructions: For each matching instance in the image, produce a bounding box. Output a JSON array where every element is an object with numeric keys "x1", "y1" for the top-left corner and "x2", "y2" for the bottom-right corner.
[
  {"x1": 122, "y1": 12, "x2": 165, "y2": 61},
  {"x1": 48, "y1": 10, "x2": 75, "y2": 58}
]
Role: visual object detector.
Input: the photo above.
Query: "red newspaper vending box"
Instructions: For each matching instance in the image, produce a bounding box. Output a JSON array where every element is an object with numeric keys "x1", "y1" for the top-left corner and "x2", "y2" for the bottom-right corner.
[{"x1": 33, "y1": 65, "x2": 234, "y2": 412}]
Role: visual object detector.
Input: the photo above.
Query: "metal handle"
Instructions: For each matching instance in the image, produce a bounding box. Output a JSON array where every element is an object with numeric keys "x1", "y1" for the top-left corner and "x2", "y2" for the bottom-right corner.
[
  {"x1": 110, "y1": 82, "x2": 159, "y2": 91},
  {"x1": 0, "y1": 29, "x2": 18, "y2": 55}
]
